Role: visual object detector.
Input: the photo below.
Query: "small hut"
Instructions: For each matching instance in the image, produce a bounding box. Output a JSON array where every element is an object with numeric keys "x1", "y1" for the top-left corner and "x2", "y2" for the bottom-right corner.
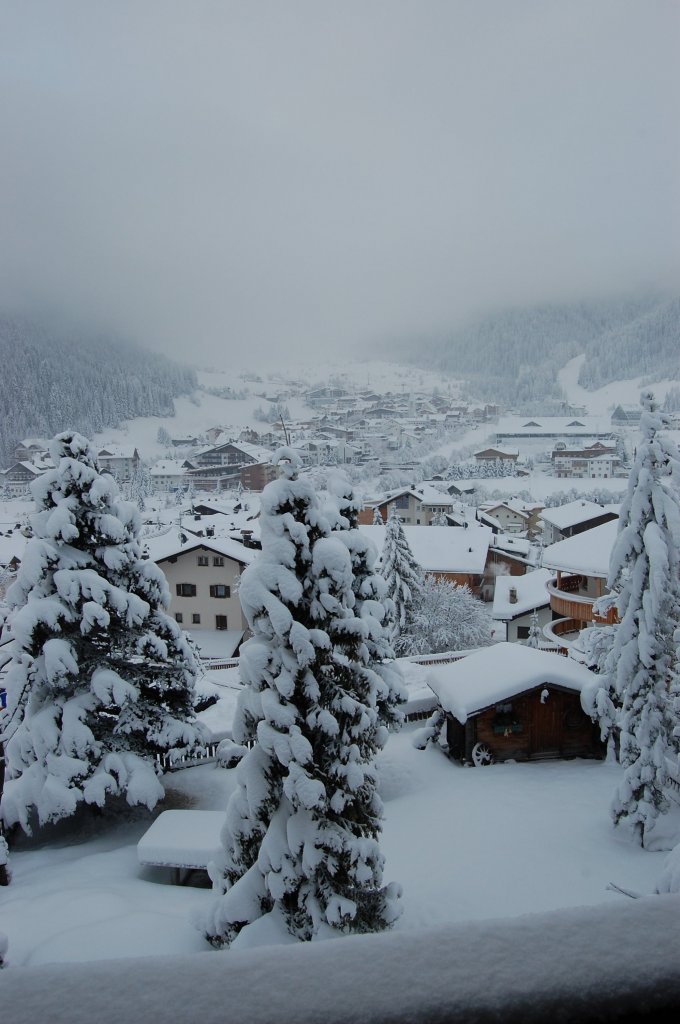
[{"x1": 426, "y1": 643, "x2": 604, "y2": 766}]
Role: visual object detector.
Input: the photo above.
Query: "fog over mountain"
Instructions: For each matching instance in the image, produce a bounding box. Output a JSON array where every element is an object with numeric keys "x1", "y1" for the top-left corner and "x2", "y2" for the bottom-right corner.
[
  {"x1": 389, "y1": 292, "x2": 680, "y2": 406},
  {"x1": 0, "y1": 317, "x2": 196, "y2": 465},
  {"x1": 1, "y1": 1, "x2": 678, "y2": 367}
]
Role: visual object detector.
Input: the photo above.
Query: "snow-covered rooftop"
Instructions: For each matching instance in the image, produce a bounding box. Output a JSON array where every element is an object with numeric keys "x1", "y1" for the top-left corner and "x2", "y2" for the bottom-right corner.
[
  {"x1": 377, "y1": 483, "x2": 453, "y2": 507},
  {"x1": 144, "y1": 531, "x2": 257, "y2": 566},
  {"x1": 496, "y1": 415, "x2": 613, "y2": 437},
  {"x1": 426, "y1": 642, "x2": 596, "y2": 723},
  {"x1": 490, "y1": 534, "x2": 532, "y2": 558},
  {"x1": 190, "y1": 629, "x2": 243, "y2": 660},
  {"x1": 541, "y1": 519, "x2": 619, "y2": 578},
  {"x1": 359, "y1": 524, "x2": 491, "y2": 575},
  {"x1": 492, "y1": 569, "x2": 552, "y2": 619},
  {"x1": 149, "y1": 460, "x2": 188, "y2": 476},
  {"x1": 539, "y1": 500, "x2": 618, "y2": 531}
]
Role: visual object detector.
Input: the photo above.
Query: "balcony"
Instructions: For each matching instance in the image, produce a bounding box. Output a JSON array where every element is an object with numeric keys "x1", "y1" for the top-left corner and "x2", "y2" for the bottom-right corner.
[{"x1": 545, "y1": 575, "x2": 617, "y2": 626}]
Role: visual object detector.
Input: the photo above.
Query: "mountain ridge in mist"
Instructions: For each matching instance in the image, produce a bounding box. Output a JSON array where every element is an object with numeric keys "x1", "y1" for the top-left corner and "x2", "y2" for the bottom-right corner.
[
  {"x1": 384, "y1": 293, "x2": 680, "y2": 407},
  {"x1": 0, "y1": 317, "x2": 197, "y2": 467}
]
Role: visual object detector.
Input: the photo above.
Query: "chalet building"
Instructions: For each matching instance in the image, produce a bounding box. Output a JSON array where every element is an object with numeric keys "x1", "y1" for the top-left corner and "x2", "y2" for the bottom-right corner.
[
  {"x1": 150, "y1": 534, "x2": 256, "y2": 654},
  {"x1": 358, "y1": 524, "x2": 491, "y2": 596},
  {"x1": 1, "y1": 461, "x2": 45, "y2": 496},
  {"x1": 304, "y1": 386, "x2": 350, "y2": 408},
  {"x1": 426, "y1": 643, "x2": 604, "y2": 765},
  {"x1": 361, "y1": 485, "x2": 455, "y2": 526},
  {"x1": 551, "y1": 442, "x2": 621, "y2": 479},
  {"x1": 149, "y1": 459, "x2": 189, "y2": 492},
  {"x1": 446, "y1": 480, "x2": 478, "y2": 498},
  {"x1": 610, "y1": 405, "x2": 642, "y2": 427},
  {"x1": 185, "y1": 464, "x2": 241, "y2": 492},
  {"x1": 192, "y1": 440, "x2": 273, "y2": 470},
  {"x1": 171, "y1": 436, "x2": 201, "y2": 448},
  {"x1": 239, "y1": 461, "x2": 278, "y2": 492},
  {"x1": 481, "y1": 537, "x2": 532, "y2": 602},
  {"x1": 477, "y1": 502, "x2": 530, "y2": 535},
  {"x1": 539, "y1": 500, "x2": 618, "y2": 546},
  {"x1": 97, "y1": 446, "x2": 140, "y2": 482},
  {"x1": 541, "y1": 519, "x2": 619, "y2": 651},
  {"x1": 473, "y1": 447, "x2": 519, "y2": 465},
  {"x1": 492, "y1": 569, "x2": 553, "y2": 643},
  {"x1": 14, "y1": 438, "x2": 49, "y2": 464}
]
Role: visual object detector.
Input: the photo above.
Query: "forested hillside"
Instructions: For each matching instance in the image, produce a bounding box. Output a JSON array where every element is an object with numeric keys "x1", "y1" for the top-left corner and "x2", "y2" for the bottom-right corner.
[
  {"x1": 577, "y1": 296, "x2": 680, "y2": 389},
  {"x1": 0, "y1": 317, "x2": 197, "y2": 466},
  {"x1": 392, "y1": 293, "x2": 679, "y2": 406}
]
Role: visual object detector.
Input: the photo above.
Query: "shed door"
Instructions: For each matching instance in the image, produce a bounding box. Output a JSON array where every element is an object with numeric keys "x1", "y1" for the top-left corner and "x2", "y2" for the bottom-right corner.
[{"x1": 530, "y1": 689, "x2": 562, "y2": 756}]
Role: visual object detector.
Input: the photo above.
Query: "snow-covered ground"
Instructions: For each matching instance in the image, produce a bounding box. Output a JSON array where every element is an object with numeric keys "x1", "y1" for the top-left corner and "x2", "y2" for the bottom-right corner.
[
  {"x1": 557, "y1": 354, "x2": 678, "y2": 415},
  {"x1": 2, "y1": 727, "x2": 676, "y2": 968}
]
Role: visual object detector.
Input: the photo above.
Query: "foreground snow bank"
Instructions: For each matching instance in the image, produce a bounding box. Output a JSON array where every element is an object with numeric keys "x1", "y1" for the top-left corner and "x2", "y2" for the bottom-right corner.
[{"x1": 2, "y1": 895, "x2": 679, "y2": 1023}]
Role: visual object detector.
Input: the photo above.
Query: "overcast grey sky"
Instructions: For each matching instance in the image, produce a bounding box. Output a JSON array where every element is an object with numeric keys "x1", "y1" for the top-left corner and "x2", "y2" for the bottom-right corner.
[{"x1": 1, "y1": 1, "x2": 679, "y2": 367}]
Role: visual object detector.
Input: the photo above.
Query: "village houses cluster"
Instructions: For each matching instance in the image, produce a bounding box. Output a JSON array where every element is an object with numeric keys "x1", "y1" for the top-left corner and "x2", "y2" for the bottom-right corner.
[{"x1": 0, "y1": 377, "x2": 639, "y2": 674}]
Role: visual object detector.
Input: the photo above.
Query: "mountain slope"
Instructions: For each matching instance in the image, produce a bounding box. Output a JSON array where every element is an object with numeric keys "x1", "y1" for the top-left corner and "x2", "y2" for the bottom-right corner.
[
  {"x1": 388, "y1": 293, "x2": 679, "y2": 407},
  {"x1": 0, "y1": 317, "x2": 197, "y2": 466}
]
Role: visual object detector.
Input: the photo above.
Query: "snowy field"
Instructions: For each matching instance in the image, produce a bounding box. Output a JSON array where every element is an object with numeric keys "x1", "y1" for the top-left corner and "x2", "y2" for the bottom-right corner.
[{"x1": 2, "y1": 726, "x2": 676, "y2": 969}]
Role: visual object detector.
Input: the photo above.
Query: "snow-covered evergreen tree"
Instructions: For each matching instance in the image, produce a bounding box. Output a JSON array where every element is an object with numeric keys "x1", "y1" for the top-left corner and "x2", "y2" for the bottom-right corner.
[
  {"x1": 328, "y1": 477, "x2": 406, "y2": 731},
  {"x1": 0, "y1": 432, "x2": 202, "y2": 833},
  {"x1": 593, "y1": 393, "x2": 680, "y2": 845},
  {"x1": 380, "y1": 508, "x2": 423, "y2": 637},
  {"x1": 203, "y1": 449, "x2": 400, "y2": 947},
  {"x1": 372, "y1": 505, "x2": 384, "y2": 525},
  {"x1": 525, "y1": 610, "x2": 543, "y2": 649}
]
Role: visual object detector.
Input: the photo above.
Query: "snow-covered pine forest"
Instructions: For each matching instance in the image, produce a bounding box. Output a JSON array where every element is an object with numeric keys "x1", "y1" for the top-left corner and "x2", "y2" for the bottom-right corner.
[
  {"x1": 392, "y1": 293, "x2": 680, "y2": 408},
  {"x1": 0, "y1": 317, "x2": 196, "y2": 466}
]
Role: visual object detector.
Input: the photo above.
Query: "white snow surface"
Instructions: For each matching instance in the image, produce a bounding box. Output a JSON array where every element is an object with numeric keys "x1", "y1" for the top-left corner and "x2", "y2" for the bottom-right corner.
[
  {"x1": 360, "y1": 524, "x2": 491, "y2": 574},
  {"x1": 2, "y1": 895, "x2": 680, "y2": 1023},
  {"x1": 539, "y1": 499, "x2": 618, "y2": 531},
  {"x1": 492, "y1": 569, "x2": 552, "y2": 619},
  {"x1": 542, "y1": 519, "x2": 619, "y2": 577},
  {"x1": 426, "y1": 642, "x2": 596, "y2": 723},
  {"x1": 137, "y1": 810, "x2": 225, "y2": 869}
]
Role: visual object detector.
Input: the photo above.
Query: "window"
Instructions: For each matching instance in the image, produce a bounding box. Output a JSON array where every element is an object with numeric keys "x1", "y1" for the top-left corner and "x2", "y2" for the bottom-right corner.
[
  {"x1": 215, "y1": 615, "x2": 228, "y2": 630},
  {"x1": 394, "y1": 493, "x2": 409, "y2": 509},
  {"x1": 192, "y1": 613, "x2": 201, "y2": 624},
  {"x1": 197, "y1": 555, "x2": 209, "y2": 566},
  {"x1": 176, "y1": 583, "x2": 197, "y2": 597},
  {"x1": 210, "y1": 584, "x2": 230, "y2": 598},
  {"x1": 517, "y1": 626, "x2": 530, "y2": 640},
  {"x1": 212, "y1": 556, "x2": 224, "y2": 566},
  {"x1": 175, "y1": 613, "x2": 183, "y2": 623}
]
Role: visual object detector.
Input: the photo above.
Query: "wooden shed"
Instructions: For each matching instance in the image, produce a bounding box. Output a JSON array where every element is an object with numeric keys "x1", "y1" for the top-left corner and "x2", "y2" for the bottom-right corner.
[{"x1": 426, "y1": 643, "x2": 604, "y2": 766}]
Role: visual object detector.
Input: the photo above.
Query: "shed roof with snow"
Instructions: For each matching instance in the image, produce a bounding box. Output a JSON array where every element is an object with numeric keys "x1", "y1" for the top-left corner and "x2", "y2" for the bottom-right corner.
[{"x1": 426, "y1": 643, "x2": 596, "y2": 724}]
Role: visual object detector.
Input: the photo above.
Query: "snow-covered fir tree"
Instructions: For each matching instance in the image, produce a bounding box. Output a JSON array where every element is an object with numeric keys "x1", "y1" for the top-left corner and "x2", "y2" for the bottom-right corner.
[
  {"x1": 203, "y1": 449, "x2": 400, "y2": 948},
  {"x1": 327, "y1": 476, "x2": 406, "y2": 731},
  {"x1": 0, "y1": 432, "x2": 202, "y2": 833},
  {"x1": 380, "y1": 508, "x2": 423, "y2": 638},
  {"x1": 591, "y1": 393, "x2": 680, "y2": 845},
  {"x1": 525, "y1": 610, "x2": 543, "y2": 649},
  {"x1": 372, "y1": 505, "x2": 384, "y2": 525}
]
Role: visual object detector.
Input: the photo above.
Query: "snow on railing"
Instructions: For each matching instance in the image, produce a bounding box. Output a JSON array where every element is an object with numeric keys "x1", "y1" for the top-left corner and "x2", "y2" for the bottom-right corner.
[
  {"x1": 404, "y1": 648, "x2": 482, "y2": 666},
  {"x1": 157, "y1": 743, "x2": 220, "y2": 772},
  {"x1": 202, "y1": 657, "x2": 240, "y2": 671}
]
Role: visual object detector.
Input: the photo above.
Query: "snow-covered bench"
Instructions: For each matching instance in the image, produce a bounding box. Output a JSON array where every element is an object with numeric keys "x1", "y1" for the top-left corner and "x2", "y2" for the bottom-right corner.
[{"x1": 137, "y1": 810, "x2": 224, "y2": 885}]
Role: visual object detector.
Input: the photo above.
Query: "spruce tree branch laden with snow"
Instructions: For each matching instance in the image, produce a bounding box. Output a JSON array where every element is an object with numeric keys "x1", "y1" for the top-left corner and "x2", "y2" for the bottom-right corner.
[
  {"x1": 203, "y1": 450, "x2": 400, "y2": 948},
  {"x1": 0, "y1": 432, "x2": 202, "y2": 835}
]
